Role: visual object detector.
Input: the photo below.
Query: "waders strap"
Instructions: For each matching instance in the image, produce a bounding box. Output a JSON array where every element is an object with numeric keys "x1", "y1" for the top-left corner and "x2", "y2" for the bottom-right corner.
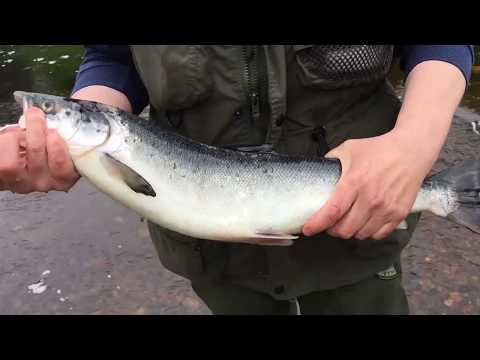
[{"x1": 289, "y1": 298, "x2": 302, "y2": 315}]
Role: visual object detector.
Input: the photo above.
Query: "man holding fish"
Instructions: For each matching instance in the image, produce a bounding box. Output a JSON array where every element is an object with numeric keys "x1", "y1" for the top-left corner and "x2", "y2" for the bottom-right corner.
[{"x1": 0, "y1": 45, "x2": 474, "y2": 314}]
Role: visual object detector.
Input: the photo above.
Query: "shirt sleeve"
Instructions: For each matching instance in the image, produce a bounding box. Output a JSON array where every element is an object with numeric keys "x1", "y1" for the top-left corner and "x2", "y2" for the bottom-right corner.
[
  {"x1": 72, "y1": 45, "x2": 149, "y2": 115},
  {"x1": 398, "y1": 45, "x2": 474, "y2": 84}
]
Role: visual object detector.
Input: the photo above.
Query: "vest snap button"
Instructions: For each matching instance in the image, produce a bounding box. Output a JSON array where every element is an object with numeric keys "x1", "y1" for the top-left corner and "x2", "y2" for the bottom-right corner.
[
  {"x1": 274, "y1": 285, "x2": 285, "y2": 294},
  {"x1": 312, "y1": 127, "x2": 326, "y2": 141},
  {"x1": 275, "y1": 116, "x2": 285, "y2": 127}
]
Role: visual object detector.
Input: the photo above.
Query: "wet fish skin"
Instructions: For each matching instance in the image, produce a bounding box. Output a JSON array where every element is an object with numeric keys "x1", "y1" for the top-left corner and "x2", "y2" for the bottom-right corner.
[{"x1": 10, "y1": 91, "x2": 480, "y2": 246}]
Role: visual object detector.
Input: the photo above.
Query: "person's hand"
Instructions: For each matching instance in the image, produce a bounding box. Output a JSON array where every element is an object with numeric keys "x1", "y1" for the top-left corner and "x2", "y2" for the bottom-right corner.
[
  {"x1": 302, "y1": 60, "x2": 466, "y2": 241},
  {"x1": 0, "y1": 107, "x2": 79, "y2": 194},
  {"x1": 302, "y1": 129, "x2": 435, "y2": 240}
]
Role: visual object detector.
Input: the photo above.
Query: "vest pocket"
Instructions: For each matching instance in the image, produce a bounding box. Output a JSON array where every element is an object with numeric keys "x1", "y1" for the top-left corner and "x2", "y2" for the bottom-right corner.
[
  {"x1": 147, "y1": 222, "x2": 205, "y2": 279},
  {"x1": 132, "y1": 45, "x2": 214, "y2": 110},
  {"x1": 293, "y1": 45, "x2": 394, "y2": 90}
]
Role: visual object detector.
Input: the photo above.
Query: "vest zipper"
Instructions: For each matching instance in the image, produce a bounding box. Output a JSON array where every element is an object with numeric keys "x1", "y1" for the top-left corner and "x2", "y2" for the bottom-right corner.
[{"x1": 242, "y1": 46, "x2": 260, "y2": 123}]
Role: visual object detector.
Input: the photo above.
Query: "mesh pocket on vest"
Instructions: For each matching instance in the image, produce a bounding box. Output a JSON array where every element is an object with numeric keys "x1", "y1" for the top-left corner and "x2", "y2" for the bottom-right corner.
[{"x1": 295, "y1": 45, "x2": 394, "y2": 89}]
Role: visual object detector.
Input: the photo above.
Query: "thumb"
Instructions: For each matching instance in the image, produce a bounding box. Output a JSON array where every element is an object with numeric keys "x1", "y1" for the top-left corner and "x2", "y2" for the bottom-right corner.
[
  {"x1": 302, "y1": 176, "x2": 356, "y2": 236},
  {"x1": 0, "y1": 124, "x2": 23, "y2": 133},
  {"x1": 324, "y1": 143, "x2": 352, "y2": 176},
  {"x1": 324, "y1": 147, "x2": 341, "y2": 159}
]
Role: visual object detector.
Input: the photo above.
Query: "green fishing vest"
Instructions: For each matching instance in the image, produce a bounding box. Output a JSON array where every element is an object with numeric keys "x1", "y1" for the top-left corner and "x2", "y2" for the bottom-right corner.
[{"x1": 129, "y1": 45, "x2": 420, "y2": 300}]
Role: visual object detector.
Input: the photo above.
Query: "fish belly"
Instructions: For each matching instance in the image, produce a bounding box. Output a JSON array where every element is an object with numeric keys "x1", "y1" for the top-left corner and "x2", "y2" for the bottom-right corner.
[{"x1": 72, "y1": 150, "x2": 333, "y2": 245}]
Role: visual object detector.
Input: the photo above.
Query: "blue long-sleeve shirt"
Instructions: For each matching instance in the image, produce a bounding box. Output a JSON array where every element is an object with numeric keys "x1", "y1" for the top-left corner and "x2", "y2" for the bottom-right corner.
[{"x1": 72, "y1": 45, "x2": 475, "y2": 115}]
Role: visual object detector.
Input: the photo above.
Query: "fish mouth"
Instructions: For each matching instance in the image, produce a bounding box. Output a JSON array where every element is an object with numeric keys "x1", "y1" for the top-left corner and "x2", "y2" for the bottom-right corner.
[
  {"x1": 13, "y1": 91, "x2": 32, "y2": 111},
  {"x1": 13, "y1": 91, "x2": 66, "y2": 106},
  {"x1": 13, "y1": 91, "x2": 28, "y2": 104}
]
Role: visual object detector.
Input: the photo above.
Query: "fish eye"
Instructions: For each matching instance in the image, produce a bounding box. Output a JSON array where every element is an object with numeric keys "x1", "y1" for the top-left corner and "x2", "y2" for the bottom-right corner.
[
  {"x1": 65, "y1": 110, "x2": 71, "y2": 117},
  {"x1": 42, "y1": 101, "x2": 54, "y2": 113}
]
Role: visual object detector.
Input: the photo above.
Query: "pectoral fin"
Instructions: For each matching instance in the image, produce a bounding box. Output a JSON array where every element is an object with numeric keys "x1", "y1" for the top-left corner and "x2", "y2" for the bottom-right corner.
[{"x1": 100, "y1": 153, "x2": 156, "y2": 197}]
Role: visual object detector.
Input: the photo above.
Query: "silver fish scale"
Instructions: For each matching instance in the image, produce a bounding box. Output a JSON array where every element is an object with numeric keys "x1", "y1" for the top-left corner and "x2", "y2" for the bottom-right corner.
[
  {"x1": 84, "y1": 105, "x2": 342, "y2": 194},
  {"x1": 125, "y1": 115, "x2": 342, "y2": 197}
]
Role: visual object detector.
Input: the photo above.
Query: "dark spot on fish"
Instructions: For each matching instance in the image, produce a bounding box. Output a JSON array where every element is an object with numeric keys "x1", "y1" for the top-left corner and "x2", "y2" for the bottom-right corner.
[
  {"x1": 173, "y1": 163, "x2": 177, "y2": 170},
  {"x1": 96, "y1": 129, "x2": 101, "y2": 133},
  {"x1": 65, "y1": 110, "x2": 71, "y2": 117},
  {"x1": 84, "y1": 118, "x2": 91, "y2": 123}
]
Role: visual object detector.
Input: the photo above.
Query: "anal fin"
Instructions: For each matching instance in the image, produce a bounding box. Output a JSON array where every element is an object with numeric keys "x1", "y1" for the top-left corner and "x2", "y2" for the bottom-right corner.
[{"x1": 250, "y1": 233, "x2": 299, "y2": 246}]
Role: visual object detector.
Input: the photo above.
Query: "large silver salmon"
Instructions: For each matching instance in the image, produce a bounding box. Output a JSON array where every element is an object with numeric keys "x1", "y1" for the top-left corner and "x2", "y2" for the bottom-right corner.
[{"x1": 9, "y1": 91, "x2": 480, "y2": 246}]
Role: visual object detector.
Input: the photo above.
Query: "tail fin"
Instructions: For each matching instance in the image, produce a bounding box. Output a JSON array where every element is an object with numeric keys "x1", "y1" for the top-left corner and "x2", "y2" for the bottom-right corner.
[{"x1": 429, "y1": 158, "x2": 480, "y2": 234}]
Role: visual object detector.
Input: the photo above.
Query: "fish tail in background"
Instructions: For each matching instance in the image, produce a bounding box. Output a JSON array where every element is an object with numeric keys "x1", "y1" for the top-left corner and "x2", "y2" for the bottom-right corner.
[{"x1": 430, "y1": 158, "x2": 480, "y2": 234}]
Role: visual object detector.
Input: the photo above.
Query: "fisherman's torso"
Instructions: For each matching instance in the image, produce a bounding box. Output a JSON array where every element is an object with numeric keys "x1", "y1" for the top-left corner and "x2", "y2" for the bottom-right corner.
[{"x1": 129, "y1": 45, "x2": 418, "y2": 299}]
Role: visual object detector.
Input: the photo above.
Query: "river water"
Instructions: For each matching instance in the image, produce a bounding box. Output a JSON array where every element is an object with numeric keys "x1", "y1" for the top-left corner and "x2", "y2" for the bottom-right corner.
[{"x1": 0, "y1": 45, "x2": 479, "y2": 315}]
